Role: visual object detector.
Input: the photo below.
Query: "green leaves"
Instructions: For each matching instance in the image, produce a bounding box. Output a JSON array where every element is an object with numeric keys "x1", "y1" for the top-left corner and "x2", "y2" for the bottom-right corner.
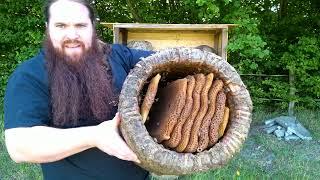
[
  {"x1": 0, "y1": 0, "x2": 319, "y2": 109},
  {"x1": 0, "y1": 0, "x2": 43, "y2": 103},
  {"x1": 280, "y1": 36, "x2": 320, "y2": 106}
]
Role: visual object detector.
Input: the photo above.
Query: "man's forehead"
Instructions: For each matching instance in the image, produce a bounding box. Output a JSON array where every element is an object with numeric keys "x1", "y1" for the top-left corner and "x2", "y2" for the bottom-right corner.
[{"x1": 49, "y1": 0, "x2": 91, "y2": 23}]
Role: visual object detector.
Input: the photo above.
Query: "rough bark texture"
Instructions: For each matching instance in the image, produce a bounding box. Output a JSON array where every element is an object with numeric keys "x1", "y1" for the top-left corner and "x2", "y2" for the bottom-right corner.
[{"x1": 118, "y1": 48, "x2": 253, "y2": 175}]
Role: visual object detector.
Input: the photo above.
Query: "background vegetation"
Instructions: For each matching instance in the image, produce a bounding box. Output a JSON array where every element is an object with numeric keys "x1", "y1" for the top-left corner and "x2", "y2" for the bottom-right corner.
[
  {"x1": 1, "y1": 0, "x2": 319, "y2": 179},
  {"x1": 1, "y1": 0, "x2": 319, "y2": 109}
]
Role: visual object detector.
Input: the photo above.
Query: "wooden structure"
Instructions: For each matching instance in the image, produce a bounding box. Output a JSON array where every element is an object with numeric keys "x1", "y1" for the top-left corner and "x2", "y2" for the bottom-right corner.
[
  {"x1": 101, "y1": 23, "x2": 236, "y2": 61},
  {"x1": 101, "y1": 23, "x2": 252, "y2": 176}
]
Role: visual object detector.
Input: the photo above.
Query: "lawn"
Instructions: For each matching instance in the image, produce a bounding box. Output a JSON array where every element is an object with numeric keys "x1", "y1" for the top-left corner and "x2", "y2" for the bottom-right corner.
[
  {"x1": 1, "y1": 107, "x2": 319, "y2": 180},
  {"x1": 0, "y1": 112, "x2": 42, "y2": 180}
]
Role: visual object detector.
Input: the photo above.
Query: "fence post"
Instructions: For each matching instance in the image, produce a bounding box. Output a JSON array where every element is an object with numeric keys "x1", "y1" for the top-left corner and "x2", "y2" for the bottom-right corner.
[{"x1": 288, "y1": 69, "x2": 296, "y2": 116}]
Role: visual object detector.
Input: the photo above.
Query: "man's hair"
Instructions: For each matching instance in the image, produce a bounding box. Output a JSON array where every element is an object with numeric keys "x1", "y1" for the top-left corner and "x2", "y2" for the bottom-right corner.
[{"x1": 44, "y1": 0, "x2": 96, "y2": 24}]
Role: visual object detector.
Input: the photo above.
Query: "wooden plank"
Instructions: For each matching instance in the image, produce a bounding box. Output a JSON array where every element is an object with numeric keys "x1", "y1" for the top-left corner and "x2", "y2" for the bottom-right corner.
[
  {"x1": 127, "y1": 30, "x2": 215, "y2": 50},
  {"x1": 101, "y1": 23, "x2": 236, "y2": 30},
  {"x1": 221, "y1": 28, "x2": 228, "y2": 61},
  {"x1": 123, "y1": 29, "x2": 218, "y2": 34},
  {"x1": 113, "y1": 27, "x2": 120, "y2": 44},
  {"x1": 214, "y1": 31, "x2": 221, "y2": 56}
]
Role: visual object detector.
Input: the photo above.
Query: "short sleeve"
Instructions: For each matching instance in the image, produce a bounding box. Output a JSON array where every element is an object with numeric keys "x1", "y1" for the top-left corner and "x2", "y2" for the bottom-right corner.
[
  {"x1": 4, "y1": 67, "x2": 50, "y2": 129},
  {"x1": 112, "y1": 44, "x2": 154, "y2": 70},
  {"x1": 109, "y1": 44, "x2": 154, "y2": 91}
]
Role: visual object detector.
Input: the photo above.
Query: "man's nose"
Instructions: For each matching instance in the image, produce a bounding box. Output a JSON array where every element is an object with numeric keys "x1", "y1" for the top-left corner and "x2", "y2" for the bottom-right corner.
[{"x1": 65, "y1": 27, "x2": 79, "y2": 40}]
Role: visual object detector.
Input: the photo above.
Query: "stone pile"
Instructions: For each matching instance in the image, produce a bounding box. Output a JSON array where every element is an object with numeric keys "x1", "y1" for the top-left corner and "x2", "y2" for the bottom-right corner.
[
  {"x1": 140, "y1": 73, "x2": 230, "y2": 153},
  {"x1": 263, "y1": 116, "x2": 312, "y2": 140}
]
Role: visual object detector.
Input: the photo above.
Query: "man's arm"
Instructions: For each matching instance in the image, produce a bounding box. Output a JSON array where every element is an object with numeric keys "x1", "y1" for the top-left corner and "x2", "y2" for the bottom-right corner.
[{"x1": 5, "y1": 113, "x2": 140, "y2": 164}]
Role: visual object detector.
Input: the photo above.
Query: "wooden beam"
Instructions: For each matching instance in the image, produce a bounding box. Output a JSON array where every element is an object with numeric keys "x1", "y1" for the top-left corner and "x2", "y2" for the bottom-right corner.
[
  {"x1": 101, "y1": 23, "x2": 237, "y2": 30},
  {"x1": 221, "y1": 28, "x2": 228, "y2": 61},
  {"x1": 214, "y1": 32, "x2": 220, "y2": 56},
  {"x1": 113, "y1": 27, "x2": 120, "y2": 44}
]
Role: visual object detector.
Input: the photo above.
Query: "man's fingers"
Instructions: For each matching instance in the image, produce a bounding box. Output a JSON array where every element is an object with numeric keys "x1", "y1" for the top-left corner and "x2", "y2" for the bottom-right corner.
[
  {"x1": 115, "y1": 153, "x2": 140, "y2": 163},
  {"x1": 97, "y1": 113, "x2": 140, "y2": 163},
  {"x1": 114, "y1": 139, "x2": 140, "y2": 163},
  {"x1": 112, "y1": 148, "x2": 139, "y2": 163},
  {"x1": 112, "y1": 113, "x2": 121, "y2": 127}
]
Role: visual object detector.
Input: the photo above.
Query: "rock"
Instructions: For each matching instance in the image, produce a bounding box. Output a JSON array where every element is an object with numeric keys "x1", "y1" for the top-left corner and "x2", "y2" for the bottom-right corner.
[
  {"x1": 264, "y1": 119, "x2": 276, "y2": 126},
  {"x1": 263, "y1": 125, "x2": 278, "y2": 134},
  {"x1": 284, "y1": 131, "x2": 293, "y2": 137},
  {"x1": 286, "y1": 127, "x2": 294, "y2": 135},
  {"x1": 264, "y1": 116, "x2": 312, "y2": 141},
  {"x1": 150, "y1": 173, "x2": 179, "y2": 180},
  {"x1": 274, "y1": 116, "x2": 297, "y2": 128},
  {"x1": 274, "y1": 129, "x2": 285, "y2": 138},
  {"x1": 284, "y1": 135, "x2": 300, "y2": 141},
  {"x1": 288, "y1": 124, "x2": 312, "y2": 140}
]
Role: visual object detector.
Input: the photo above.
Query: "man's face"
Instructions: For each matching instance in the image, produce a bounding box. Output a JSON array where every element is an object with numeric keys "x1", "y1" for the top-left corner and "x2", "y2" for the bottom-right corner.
[{"x1": 47, "y1": 0, "x2": 93, "y2": 60}]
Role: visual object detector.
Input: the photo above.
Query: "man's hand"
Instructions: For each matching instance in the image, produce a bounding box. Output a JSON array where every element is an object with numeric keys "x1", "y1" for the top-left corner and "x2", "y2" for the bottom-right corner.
[
  {"x1": 5, "y1": 113, "x2": 140, "y2": 164},
  {"x1": 93, "y1": 113, "x2": 140, "y2": 163}
]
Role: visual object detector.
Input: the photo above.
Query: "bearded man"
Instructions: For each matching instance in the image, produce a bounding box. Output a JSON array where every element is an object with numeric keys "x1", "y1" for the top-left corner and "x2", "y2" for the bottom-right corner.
[{"x1": 4, "y1": 0, "x2": 153, "y2": 179}]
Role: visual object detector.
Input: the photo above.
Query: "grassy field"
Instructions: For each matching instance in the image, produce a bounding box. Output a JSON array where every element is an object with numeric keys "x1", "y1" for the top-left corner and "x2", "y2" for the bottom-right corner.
[
  {"x1": 1, "y1": 107, "x2": 319, "y2": 180},
  {"x1": 0, "y1": 112, "x2": 42, "y2": 180}
]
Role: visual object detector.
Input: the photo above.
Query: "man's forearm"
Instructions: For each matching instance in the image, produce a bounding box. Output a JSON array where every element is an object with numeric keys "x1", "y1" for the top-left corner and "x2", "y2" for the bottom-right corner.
[{"x1": 5, "y1": 125, "x2": 96, "y2": 163}]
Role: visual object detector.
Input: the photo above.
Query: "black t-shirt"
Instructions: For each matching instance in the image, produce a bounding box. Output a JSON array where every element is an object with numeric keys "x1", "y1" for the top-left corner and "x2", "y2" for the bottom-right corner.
[{"x1": 4, "y1": 44, "x2": 153, "y2": 180}]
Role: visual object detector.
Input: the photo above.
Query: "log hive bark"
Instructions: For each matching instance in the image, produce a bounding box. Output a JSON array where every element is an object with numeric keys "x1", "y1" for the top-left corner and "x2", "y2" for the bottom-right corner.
[{"x1": 118, "y1": 48, "x2": 253, "y2": 175}]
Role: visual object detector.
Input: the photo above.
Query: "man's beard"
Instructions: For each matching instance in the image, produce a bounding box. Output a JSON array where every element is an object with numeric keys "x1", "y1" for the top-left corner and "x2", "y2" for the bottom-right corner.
[{"x1": 44, "y1": 32, "x2": 117, "y2": 127}]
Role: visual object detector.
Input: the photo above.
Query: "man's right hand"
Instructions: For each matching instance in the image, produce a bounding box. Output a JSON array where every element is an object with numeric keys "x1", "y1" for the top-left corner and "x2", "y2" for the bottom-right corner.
[
  {"x1": 5, "y1": 113, "x2": 140, "y2": 164},
  {"x1": 93, "y1": 113, "x2": 140, "y2": 163}
]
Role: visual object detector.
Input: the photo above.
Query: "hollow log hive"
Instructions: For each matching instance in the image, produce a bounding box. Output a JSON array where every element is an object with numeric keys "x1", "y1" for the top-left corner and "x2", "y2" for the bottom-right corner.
[{"x1": 118, "y1": 48, "x2": 252, "y2": 175}]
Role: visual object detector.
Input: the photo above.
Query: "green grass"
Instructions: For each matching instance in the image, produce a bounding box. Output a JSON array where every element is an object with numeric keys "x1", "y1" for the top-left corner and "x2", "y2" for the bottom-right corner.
[
  {"x1": 0, "y1": 112, "x2": 42, "y2": 180},
  {"x1": 1, "y1": 108, "x2": 319, "y2": 179},
  {"x1": 178, "y1": 108, "x2": 320, "y2": 180}
]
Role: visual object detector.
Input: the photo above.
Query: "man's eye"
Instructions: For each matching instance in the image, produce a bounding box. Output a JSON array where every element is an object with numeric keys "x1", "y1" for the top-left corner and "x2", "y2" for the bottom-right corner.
[
  {"x1": 56, "y1": 24, "x2": 65, "y2": 28},
  {"x1": 76, "y1": 24, "x2": 87, "y2": 28}
]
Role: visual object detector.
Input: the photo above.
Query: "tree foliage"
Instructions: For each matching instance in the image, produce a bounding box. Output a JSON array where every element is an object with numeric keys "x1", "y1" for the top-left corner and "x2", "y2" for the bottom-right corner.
[
  {"x1": 0, "y1": 0, "x2": 44, "y2": 100},
  {"x1": 1, "y1": 0, "x2": 319, "y2": 109}
]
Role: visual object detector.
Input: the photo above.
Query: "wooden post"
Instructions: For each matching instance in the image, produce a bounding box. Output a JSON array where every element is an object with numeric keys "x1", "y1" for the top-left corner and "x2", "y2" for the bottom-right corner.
[
  {"x1": 214, "y1": 32, "x2": 220, "y2": 56},
  {"x1": 221, "y1": 28, "x2": 228, "y2": 61},
  {"x1": 288, "y1": 69, "x2": 295, "y2": 116},
  {"x1": 113, "y1": 27, "x2": 120, "y2": 44}
]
